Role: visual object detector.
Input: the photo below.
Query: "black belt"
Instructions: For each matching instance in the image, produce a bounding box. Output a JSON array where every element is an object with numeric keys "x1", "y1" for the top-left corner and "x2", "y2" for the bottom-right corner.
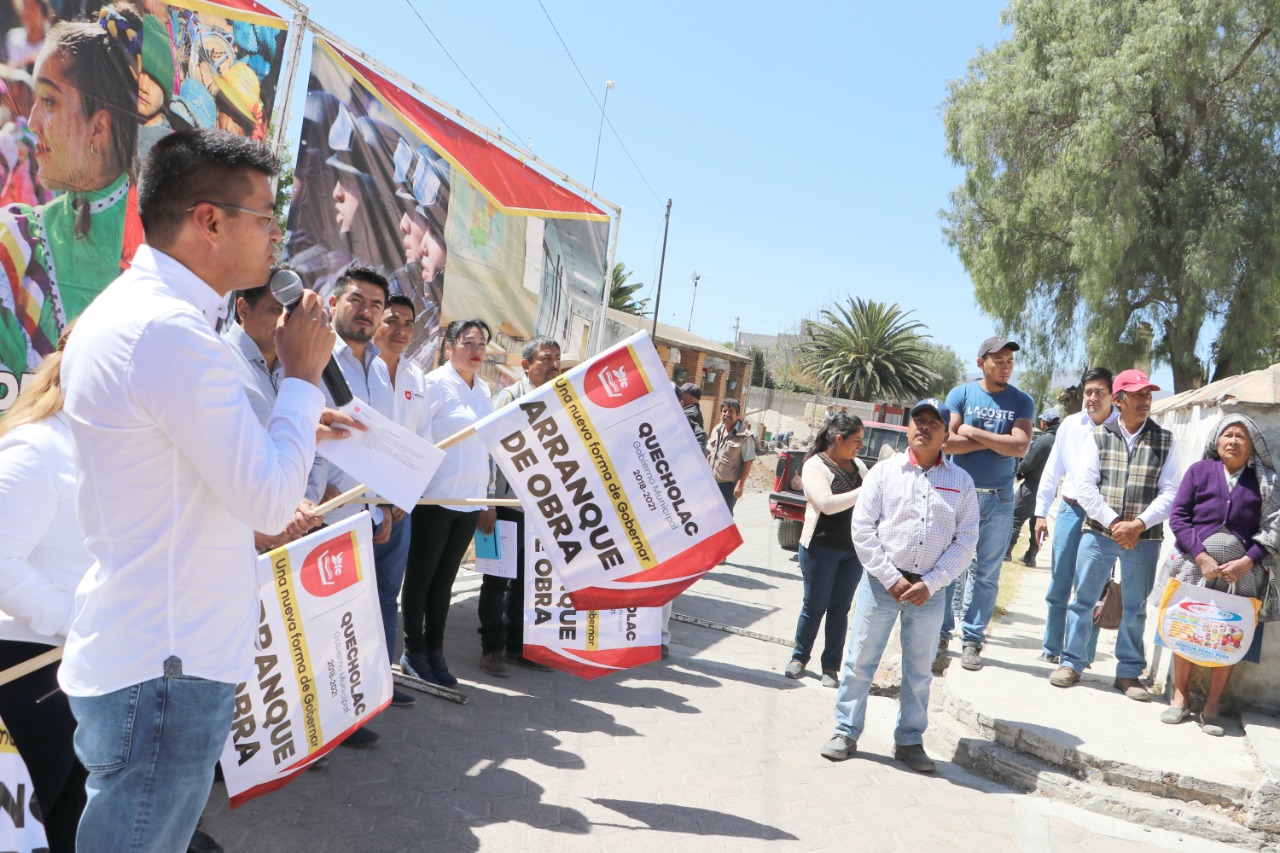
[
  {"x1": 901, "y1": 571, "x2": 924, "y2": 585},
  {"x1": 1063, "y1": 497, "x2": 1080, "y2": 507}
]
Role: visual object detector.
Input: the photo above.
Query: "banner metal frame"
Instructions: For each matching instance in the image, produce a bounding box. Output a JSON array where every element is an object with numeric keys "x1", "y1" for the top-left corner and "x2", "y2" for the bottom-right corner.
[{"x1": 268, "y1": 0, "x2": 624, "y2": 357}]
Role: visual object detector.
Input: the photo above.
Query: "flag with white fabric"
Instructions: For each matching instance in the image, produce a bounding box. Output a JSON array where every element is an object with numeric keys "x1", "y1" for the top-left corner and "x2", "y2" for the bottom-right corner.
[
  {"x1": 475, "y1": 331, "x2": 741, "y2": 609},
  {"x1": 220, "y1": 512, "x2": 392, "y2": 807},
  {"x1": 523, "y1": 531, "x2": 662, "y2": 678},
  {"x1": 0, "y1": 717, "x2": 45, "y2": 851}
]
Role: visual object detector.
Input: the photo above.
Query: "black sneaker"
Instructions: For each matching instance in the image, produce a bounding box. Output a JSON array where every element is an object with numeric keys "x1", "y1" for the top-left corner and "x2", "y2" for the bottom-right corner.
[
  {"x1": 391, "y1": 687, "x2": 417, "y2": 707},
  {"x1": 400, "y1": 651, "x2": 437, "y2": 683},
  {"x1": 340, "y1": 727, "x2": 379, "y2": 748},
  {"x1": 426, "y1": 650, "x2": 458, "y2": 687},
  {"x1": 960, "y1": 644, "x2": 983, "y2": 671}
]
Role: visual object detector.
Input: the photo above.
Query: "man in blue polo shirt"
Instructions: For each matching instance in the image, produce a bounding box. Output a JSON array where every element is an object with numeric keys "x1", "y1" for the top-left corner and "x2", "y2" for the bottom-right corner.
[{"x1": 939, "y1": 337, "x2": 1034, "y2": 671}]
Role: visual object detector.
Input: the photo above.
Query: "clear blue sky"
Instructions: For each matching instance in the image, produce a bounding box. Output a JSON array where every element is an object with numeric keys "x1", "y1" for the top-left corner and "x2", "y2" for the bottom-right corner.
[{"x1": 273, "y1": 1, "x2": 1025, "y2": 369}]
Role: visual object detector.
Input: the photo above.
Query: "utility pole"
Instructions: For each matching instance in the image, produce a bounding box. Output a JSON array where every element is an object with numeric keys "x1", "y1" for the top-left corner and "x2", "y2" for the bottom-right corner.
[
  {"x1": 687, "y1": 271, "x2": 700, "y2": 331},
  {"x1": 732, "y1": 316, "x2": 740, "y2": 351},
  {"x1": 650, "y1": 199, "x2": 672, "y2": 340}
]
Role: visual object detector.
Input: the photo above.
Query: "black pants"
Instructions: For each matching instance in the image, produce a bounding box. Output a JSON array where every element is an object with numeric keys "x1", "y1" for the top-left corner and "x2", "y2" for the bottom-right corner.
[
  {"x1": 402, "y1": 505, "x2": 480, "y2": 654},
  {"x1": 1008, "y1": 481, "x2": 1038, "y2": 556},
  {"x1": 0, "y1": 641, "x2": 87, "y2": 853},
  {"x1": 477, "y1": 507, "x2": 527, "y2": 654}
]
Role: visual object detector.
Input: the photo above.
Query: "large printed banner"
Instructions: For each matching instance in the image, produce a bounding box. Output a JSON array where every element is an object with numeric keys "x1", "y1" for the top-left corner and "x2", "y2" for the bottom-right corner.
[
  {"x1": 0, "y1": 718, "x2": 45, "y2": 852},
  {"x1": 220, "y1": 512, "x2": 392, "y2": 807},
  {"x1": 0, "y1": 0, "x2": 288, "y2": 410},
  {"x1": 477, "y1": 331, "x2": 742, "y2": 609},
  {"x1": 285, "y1": 38, "x2": 610, "y2": 373},
  {"x1": 523, "y1": 531, "x2": 662, "y2": 678}
]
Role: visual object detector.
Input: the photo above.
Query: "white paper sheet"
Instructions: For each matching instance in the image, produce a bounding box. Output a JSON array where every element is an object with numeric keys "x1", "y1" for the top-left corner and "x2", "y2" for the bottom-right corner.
[
  {"x1": 317, "y1": 397, "x2": 445, "y2": 513},
  {"x1": 472, "y1": 519, "x2": 518, "y2": 578}
]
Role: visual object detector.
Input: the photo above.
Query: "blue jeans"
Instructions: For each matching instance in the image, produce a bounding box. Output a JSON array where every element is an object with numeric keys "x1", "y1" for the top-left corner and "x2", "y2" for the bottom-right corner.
[
  {"x1": 374, "y1": 512, "x2": 412, "y2": 663},
  {"x1": 69, "y1": 673, "x2": 235, "y2": 853},
  {"x1": 941, "y1": 486, "x2": 1015, "y2": 646},
  {"x1": 1042, "y1": 499, "x2": 1099, "y2": 662},
  {"x1": 1062, "y1": 531, "x2": 1160, "y2": 677},
  {"x1": 793, "y1": 543, "x2": 863, "y2": 671},
  {"x1": 832, "y1": 578, "x2": 945, "y2": 746}
]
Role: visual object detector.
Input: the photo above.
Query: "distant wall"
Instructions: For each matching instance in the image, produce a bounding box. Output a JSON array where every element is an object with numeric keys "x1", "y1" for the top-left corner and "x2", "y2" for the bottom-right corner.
[{"x1": 744, "y1": 386, "x2": 878, "y2": 424}]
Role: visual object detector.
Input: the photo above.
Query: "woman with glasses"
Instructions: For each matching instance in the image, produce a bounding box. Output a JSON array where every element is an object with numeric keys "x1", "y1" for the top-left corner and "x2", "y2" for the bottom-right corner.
[
  {"x1": 399, "y1": 319, "x2": 497, "y2": 687},
  {"x1": 784, "y1": 413, "x2": 868, "y2": 687}
]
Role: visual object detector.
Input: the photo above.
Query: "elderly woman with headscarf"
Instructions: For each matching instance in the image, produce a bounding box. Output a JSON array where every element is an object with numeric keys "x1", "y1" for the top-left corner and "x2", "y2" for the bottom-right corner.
[{"x1": 1152, "y1": 414, "x2": 1280, "y2": 736}]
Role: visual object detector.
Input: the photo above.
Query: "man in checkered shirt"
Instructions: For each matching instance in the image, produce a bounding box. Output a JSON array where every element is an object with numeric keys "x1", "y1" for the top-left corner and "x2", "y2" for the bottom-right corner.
[{"x1": 821, "y1": 399, "x2": 979, "y2": 773}]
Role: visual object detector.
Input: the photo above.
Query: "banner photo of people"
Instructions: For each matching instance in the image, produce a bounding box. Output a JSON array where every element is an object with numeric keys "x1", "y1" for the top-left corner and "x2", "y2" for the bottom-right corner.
[
  {"x1": 284, "y1": 37, "x2": 611, "y2": 376},
  {"x1": 522, "y1": 532, "x2": 661, "y2": 679},
  {"x1": 0, "y1": 0, "x2": 288, "y2": 411},
  {"x1": 220, "y1": 512, "x2": 392, "y2": 808},
  {"x1": 476, "y1": 331, "x2": 743, "y2": 610},
  {"x1": 0, "y1": 717, "x2": 44, "y2": 852}
]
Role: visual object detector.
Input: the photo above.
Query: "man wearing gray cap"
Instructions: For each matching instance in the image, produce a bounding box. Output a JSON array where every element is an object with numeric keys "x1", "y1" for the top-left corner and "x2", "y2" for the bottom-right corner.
[
  {"x1": 938, "y1": 337, "x2": 1035, "y2": 672},
  {"x1": 1007, "y1": 408, "x2": 1061, "y2": 566}
]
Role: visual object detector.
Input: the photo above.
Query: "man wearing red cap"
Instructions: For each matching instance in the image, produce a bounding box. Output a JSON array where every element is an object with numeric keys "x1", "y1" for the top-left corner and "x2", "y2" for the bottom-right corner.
[{"x1": 1050, "y1": 369, "x2": 1180, "y2": 701}]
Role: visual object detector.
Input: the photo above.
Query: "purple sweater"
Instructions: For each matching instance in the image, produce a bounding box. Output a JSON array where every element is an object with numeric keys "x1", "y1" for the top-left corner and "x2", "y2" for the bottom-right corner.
[{"x1": 1169, "y1": 458, "x2": 1268, "y2": 566}]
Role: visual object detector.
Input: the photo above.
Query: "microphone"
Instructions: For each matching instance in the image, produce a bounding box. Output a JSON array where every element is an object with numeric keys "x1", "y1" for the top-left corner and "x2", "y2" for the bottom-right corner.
[{"x1": 269, "y1": 269, "x2": 353, "y2": 407}]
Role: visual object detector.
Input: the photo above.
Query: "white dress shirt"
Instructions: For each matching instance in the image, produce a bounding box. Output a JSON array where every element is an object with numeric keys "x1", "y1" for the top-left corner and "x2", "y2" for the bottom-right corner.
[
  {"x1": 1033, "y1": 407, "x2": 1119, "y2": 517},
  {"x1": 386, "y1": 353, "x2": 430, "y2": 437},
  {"x1": 0, "y1": 413, "x2": 89, "y2": 645},
  {"x1": 1075, "y1": 418, "x2": 1181, "y2": 530},
  {"x1": 59, "y1": 246, "x2": 324, "y2": 696},
  {"x1": 421, "y1": 362, "x2": 493, "y2": 511},
  {"x1": 321, "y1": 337, "x2": 393, "y2": 524},
  {"x1": 850, "y1": 450, "x2": 980, "y2": 595}
]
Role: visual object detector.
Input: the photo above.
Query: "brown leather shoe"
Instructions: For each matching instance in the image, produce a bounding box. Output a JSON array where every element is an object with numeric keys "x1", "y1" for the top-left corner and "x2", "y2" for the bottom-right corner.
[
  {"x1": 479, "y1": 651, "x2": 508, "y2": 677},
  {"x1": 1049, "y1": 666, "x2": 1080, "y2": 687},
  {"x1": 1113, "y1": 677, "x2": 1150, "y2": 702}
]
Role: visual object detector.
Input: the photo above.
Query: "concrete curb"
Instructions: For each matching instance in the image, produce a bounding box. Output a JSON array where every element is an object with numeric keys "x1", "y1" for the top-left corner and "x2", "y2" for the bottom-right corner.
[{"x1": 929, "y1": 700, "x2": 1279, "y2": 850}]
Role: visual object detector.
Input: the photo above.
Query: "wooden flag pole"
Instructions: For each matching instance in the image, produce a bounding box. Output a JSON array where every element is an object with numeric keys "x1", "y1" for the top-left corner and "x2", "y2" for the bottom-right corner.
[
  {"x1": 0, "y1": 645, "x2": 62, "y2": 688},
  {"x1": 312, "y1": 423, "x2": 480, "y2": 516}
]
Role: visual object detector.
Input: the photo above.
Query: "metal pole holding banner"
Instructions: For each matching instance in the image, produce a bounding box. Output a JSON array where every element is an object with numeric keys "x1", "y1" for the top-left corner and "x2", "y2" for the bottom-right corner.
[
  {"x1": 587, "y1": 205, "x2": 623, "y2": 357},
  {"x1": 267, "y1": 1, "x2": 310, "y2": 160}
]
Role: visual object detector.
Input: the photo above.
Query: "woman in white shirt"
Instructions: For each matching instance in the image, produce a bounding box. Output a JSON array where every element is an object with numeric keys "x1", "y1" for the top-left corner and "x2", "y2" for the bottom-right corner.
[
  {"x1": 784, "y1": 414, "x2": 868, "y2": 687},
  {"x1": 400, "y1": 319, "x2": 496, "y2": 687},
  {"x1": 0, "y1": 336, "x2": 89, "y2": 850}
]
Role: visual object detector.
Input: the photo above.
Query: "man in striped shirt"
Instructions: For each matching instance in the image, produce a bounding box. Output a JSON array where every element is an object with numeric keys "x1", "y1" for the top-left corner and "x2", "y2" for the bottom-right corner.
[{"x1": 821, "y1": 399, "x2": 979, "y2": 773}]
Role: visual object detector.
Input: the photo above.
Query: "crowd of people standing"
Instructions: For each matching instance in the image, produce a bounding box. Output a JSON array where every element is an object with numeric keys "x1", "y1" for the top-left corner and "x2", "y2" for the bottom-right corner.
[{"x1": 811, "y1": 335, "x2": 1280, "y2": 777}]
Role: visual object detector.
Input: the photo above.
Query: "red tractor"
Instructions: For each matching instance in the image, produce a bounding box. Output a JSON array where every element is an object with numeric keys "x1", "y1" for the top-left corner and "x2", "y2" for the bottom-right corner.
[{"x1": 768, "y1": 422, "x2": 910, "y2": 552}]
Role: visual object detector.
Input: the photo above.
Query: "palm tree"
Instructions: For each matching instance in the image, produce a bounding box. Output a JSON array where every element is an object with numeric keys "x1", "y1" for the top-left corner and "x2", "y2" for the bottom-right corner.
[
  {"x1": 607, "y1": 262, "x2": 649, "y2": 316},
  {"x1": 801, "y1": 298, "x2": 935, "y2": 402}
]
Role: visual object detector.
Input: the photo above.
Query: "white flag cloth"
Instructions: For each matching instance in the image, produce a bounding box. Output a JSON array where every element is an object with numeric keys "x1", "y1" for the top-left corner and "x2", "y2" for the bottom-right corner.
[
  {"x1": 0, "y1": 718, "x2": 46, "y2": 851},
  {"x1": 523, "y1": 529, "x2": 662, "y2": 678},
  {"x1": 475, "y1": 332, "x2": 741, "y2": 609},
  {"x1": 220, "y1": 512, "x2": 392, "y2": 807}
]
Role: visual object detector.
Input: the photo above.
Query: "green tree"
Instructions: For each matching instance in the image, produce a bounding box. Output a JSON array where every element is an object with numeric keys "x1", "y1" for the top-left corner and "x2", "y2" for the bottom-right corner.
[
  {"x1": 607, "y1": 262, "x2": 649, "y2": 316},
  {"x1": 942, "y1": 0, "x2": 1280, "y2": 391},
  {"x1": 919, "y1": 342, "x2": 966, "y2": 398},
  {"x1": 801, "y1": 298, "x2": 934, "y2": 402}
]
